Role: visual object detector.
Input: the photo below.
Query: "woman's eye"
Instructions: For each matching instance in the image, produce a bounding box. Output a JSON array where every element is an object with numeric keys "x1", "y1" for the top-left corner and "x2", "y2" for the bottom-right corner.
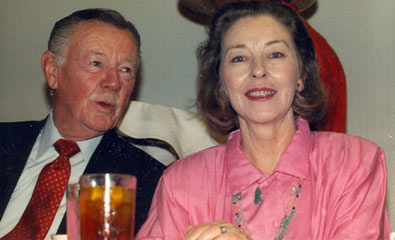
[
  {"x1": 231, "y1": 56, "x2": 245, "y2": 62},
  {"x1": 270, "y1": 52, "x2": 283, "y2": 59}
]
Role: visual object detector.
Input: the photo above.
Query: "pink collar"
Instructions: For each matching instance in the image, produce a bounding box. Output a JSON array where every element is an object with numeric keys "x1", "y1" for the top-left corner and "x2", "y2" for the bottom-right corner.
[{"x1": 226, "y1": 117, "x2": 311, "y2": 195}]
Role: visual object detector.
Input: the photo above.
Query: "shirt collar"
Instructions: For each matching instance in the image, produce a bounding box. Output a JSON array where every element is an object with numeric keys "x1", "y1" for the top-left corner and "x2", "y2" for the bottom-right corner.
[
  {"x1": 274, "y1": 117, "x2": 311, "y2": 178},
  {"x1": 226, "y1": 117, "x2": 311, "y2": 195},
  {"x1": 37, "y1": 111, "x2": 103, "y2": 161}
]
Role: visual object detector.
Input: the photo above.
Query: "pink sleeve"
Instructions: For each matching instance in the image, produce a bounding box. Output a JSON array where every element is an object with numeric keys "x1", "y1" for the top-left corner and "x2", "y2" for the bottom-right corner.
[
  {"x1": 136, "y1": 170, "x2": 189, "y2": 240},
  {"x1": 326, "y1": 146, "x2": 390, "y2": 239}
]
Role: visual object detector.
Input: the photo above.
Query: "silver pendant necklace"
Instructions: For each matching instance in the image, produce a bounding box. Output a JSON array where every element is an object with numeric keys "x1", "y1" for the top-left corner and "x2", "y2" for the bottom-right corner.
[{"x1": 232, "y1": 177, "x2": 303, "y2": 240}]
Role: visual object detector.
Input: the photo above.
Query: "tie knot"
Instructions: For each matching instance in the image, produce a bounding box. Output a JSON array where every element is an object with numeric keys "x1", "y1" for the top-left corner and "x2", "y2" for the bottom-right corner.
[{"x1": 54, "y1": 139, "x2": 80, "y2": 158}]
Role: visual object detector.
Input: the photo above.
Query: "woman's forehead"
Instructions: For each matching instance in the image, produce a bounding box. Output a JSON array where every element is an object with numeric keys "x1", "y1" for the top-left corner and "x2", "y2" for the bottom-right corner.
[{"x1": 222, "y1": 15, "x2": 293, "y2": 47}]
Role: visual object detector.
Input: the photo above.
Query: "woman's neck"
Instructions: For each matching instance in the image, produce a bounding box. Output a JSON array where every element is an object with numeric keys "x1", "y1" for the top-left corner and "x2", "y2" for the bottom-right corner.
[{"x1": 239, "y1": 115, "x2": 297, "y2": 173}]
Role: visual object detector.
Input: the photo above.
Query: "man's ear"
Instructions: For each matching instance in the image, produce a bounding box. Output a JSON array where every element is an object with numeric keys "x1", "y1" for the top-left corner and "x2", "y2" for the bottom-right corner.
[{"x1": 41, "y1": 51, "x2": 59, "y2": 90}]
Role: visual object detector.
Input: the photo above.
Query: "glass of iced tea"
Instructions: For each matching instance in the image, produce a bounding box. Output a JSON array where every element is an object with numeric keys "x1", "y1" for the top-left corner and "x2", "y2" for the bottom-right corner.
[{"x1": 67, "y1": 173, "x2": 137, "y2": 240}]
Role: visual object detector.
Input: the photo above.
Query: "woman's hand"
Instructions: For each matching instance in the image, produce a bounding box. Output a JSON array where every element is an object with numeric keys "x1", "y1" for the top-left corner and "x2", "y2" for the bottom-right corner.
[{"x1": 182, "y1": 220, "x2": 249, "y2": 240}]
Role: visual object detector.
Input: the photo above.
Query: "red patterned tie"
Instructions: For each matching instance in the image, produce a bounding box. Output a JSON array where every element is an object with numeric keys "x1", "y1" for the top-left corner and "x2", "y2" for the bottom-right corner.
[{"x1": 1, "y1": 139, "x2": 80, "y2": 240}]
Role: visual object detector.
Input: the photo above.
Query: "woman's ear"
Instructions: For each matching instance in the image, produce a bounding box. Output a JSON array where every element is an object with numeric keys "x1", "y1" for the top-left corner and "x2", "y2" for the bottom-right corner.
[
  {"x1": 296, "y1": 78, "x2": 304, "y2": 92},
  {"x1": 221, "y1": 85, "x2": 228, "y2": 97},
  {"x1": 41, "y1": 51, "x2": 59, "y2": 90},
  {"x1": 219, "y1": 76, "x2": 228, "y2": 97}
]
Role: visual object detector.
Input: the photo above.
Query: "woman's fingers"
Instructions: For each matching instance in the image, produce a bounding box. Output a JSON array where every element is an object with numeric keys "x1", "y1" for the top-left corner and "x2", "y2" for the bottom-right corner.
[
  {"x1": 184, "y1": 220, "x2": 225, "y2": 240},
  {"x1": 183, "y1": 220, "x2": 248, "y2": 240}
]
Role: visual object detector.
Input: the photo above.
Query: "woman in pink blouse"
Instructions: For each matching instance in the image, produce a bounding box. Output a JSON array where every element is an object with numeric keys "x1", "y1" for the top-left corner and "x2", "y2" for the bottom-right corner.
[{"x1": 137, "y1": 1, "x2": 390, "y2": 239}]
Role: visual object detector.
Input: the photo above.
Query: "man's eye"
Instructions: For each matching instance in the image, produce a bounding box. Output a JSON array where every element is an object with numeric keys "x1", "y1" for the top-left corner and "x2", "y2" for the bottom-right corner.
[
  {"x1": 270, "y1": 52, "x2": 283, "y2": 59},
  {"x1": 231, "y1": 56, "x2": 245, "y2": 62},
  {"x1": 121, "y1": 67, "x2": 132, "y2": 73},
  {"x1": 91, "y1": 61, "x2": 100, "y2": 66}
]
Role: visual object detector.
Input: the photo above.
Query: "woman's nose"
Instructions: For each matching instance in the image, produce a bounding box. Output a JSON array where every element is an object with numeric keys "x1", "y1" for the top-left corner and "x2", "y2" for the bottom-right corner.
[{"x1": 251, "y1": 59, "x2": 266, "y2": 79}]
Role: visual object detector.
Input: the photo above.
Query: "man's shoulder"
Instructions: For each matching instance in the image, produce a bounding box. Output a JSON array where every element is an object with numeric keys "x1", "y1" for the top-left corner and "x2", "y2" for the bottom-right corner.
[
  {"x1": 0, "y1": 120, "x2": 44, "y2": 130},
  {"x1": 99, "y1": 129, "x2": 156, "y2": 157},
  {"x1": 0, "y1": 120, "x2": 45, "y2": 141},
  {"x1": 94, "y1": 129, "x2": 166, "y2": 171}
]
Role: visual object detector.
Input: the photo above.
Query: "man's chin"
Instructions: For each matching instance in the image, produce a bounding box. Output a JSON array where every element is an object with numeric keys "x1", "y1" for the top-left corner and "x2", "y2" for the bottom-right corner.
[
  {"x1": 81, "y1": 113, "x2": 120, "y2": 135},
  {"x1": 86, "y1": 120, "x2": 116, "y2": 135}
]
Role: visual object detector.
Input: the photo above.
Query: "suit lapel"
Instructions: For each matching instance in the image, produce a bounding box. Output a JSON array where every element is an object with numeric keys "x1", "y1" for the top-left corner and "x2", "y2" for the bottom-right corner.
[
  {"x1": 83, "y1": 129, "x2": 124, "y2": 174},
  {"x1": 0, "y1": 120, "x2": 45, "y2": 220}
]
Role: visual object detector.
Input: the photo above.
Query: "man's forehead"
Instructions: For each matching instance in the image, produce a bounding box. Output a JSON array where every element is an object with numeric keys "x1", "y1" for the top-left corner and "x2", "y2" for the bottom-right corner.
[
  {"x1": 68, "y1": 21, "x2": 136, "y2": 47},
  {"x1": 71, "y1": 21, "x2": 128, "y2": 37},
  {"x1": 67, "y1": 21, "x2": 138, "y2": 56}
]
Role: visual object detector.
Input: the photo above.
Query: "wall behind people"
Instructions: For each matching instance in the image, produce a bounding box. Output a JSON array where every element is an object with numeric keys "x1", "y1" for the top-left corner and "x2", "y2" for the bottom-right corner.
[{"x1": 0, "y1": 0, "x2": 394, "y2": 227}]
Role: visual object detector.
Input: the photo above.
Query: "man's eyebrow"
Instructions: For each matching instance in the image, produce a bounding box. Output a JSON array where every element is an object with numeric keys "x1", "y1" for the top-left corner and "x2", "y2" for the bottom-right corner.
[
  {"x1": 87, "y1": 51, "x2": 105, "y2": 57},
  {"x1": 86, "y1": 51, "x2": 138, "y2": 65}
]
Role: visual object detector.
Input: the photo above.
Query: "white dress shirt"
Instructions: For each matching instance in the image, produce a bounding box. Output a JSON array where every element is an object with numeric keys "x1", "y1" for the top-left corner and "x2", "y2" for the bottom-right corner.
[{"x1": 0, "y1": 113, "x2": 102, "y2": 239}]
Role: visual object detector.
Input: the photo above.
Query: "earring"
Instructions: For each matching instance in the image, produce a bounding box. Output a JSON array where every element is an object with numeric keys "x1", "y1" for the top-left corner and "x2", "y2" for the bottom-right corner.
[
  {"x1": 296, "y1": 83, "x2": 300, "y2": 91},
  {"x1": 221, "y1": 87, "x2": 228, "y2": 96}
]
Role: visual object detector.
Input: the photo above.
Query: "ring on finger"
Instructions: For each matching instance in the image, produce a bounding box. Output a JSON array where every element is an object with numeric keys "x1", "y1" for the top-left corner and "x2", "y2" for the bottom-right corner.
[{"x1": 220, "y1": 226, "x2": 227, "y2": 234}]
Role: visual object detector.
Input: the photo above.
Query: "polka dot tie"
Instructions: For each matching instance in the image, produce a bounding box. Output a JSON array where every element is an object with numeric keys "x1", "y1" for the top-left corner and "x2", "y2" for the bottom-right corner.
[{"x1": 1, "y1": 139, "x2": 80, "y2": 240}]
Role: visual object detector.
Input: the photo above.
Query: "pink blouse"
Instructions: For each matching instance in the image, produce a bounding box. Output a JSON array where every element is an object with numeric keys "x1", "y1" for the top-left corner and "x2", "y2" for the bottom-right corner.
[{"x1": 137, "y1": 118, "x2": 390, "y2": 239}]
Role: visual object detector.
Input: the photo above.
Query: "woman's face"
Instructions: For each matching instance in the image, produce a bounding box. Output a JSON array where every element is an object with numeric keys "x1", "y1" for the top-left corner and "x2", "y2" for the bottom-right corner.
[{"x1": 219, "y1": 15, "x2": 304, "y2": 127}]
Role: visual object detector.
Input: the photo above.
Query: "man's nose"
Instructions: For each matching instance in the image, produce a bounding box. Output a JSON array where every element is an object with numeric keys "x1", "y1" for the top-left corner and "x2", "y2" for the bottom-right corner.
[{"x1": 101, "y1": 68, "x2": 121, "y2": 91}]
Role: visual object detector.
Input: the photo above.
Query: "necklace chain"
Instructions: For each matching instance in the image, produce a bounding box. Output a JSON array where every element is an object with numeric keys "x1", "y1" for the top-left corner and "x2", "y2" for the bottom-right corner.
[{"x1": 232, "y1": 177, "x2": 303, "y2": 240}]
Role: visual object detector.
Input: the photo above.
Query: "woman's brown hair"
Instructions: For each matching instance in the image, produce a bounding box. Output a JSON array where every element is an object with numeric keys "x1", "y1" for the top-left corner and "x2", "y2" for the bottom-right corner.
[{"x1": 196, "y1": 1, "x2": 327, "y2": 135}]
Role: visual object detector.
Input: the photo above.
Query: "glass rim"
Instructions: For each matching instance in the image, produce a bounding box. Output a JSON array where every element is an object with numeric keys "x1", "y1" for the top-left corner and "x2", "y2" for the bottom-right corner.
[
  {"x1": 79, "y1": 173, "x2": 137, "y2": 189},
  {"x1": 80, "y1": 173, "x2": 136, "y2": 180}
]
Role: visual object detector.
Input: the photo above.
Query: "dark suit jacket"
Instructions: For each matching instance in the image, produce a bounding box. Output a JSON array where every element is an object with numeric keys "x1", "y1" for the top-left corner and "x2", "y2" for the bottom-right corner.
[{"x1": 0, "y1": 119, "x2": 166, "y2": 234}]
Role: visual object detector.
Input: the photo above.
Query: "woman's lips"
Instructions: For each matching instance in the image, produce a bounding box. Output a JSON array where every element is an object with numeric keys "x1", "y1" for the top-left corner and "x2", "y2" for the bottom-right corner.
[{"x1": 245, "y1": 88, "x2": 276, "y2": 101}]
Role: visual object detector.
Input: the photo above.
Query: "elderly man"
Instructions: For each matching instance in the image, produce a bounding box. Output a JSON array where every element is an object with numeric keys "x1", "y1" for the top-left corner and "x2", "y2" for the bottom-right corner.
[{"x1": 0, "y1": 8, "x2": 165, "y2": 239}]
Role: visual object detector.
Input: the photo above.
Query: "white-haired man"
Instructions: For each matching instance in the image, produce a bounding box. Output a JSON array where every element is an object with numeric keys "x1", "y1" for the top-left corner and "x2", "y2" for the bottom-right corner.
[{"x1": 0, "y1": 8, "x2": 165, "y2": 240}]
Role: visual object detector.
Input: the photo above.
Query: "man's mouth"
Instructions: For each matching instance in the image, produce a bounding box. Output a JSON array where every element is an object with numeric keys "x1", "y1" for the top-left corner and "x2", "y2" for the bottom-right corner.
[
  {"x1": 94, "y1": 100, "x2": 116, "y2": 112},
  {"x1": 98, "y1": 101, "x2": 113, "y2": 107}
]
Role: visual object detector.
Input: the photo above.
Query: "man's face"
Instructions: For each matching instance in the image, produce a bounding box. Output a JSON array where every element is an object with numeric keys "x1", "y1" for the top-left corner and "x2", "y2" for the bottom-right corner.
[{"x1": 47, "y1": 21, "x2": 138, "y2": 140}]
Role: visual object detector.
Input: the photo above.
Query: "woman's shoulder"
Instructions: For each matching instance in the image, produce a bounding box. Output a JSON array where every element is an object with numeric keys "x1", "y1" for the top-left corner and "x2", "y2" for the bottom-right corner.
[
  {"x1": 311, "y1": 131, "x2": 381, "y2": 153},
  {"x1": 309, "y1": 131, "x2": 385, "y2": 177},
  {"x1": 162, "y1": 144, "x2": 227, "y2": 179}
]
